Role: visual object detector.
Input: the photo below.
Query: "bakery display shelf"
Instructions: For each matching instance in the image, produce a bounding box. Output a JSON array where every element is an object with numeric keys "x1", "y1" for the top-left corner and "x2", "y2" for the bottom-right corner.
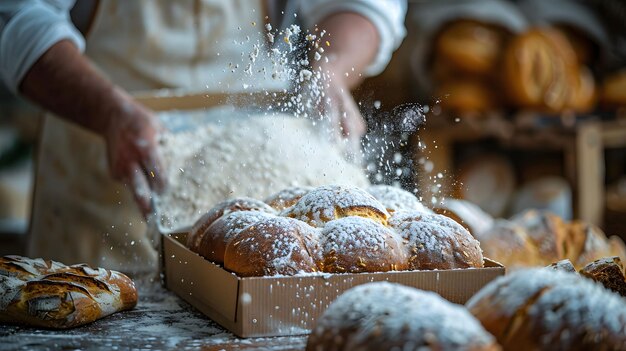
[{"x1": 414, "y1": 111, "x2": 621, "y2": 226}]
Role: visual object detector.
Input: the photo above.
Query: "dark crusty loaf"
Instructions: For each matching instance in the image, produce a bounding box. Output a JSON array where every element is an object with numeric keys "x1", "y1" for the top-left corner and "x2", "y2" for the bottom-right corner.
[
  {"x1": 0, "y1": 255, "x2": 137, "y2": 329},
  {"x1": 307, "y1": 282, "x2": 501, "y2": 351},
  {"x1": 467, "y1": 268, "x2": 626, "y2": 351},
  {"x1": 580, "y1": 256, "x2": 626, "y2": 297}
]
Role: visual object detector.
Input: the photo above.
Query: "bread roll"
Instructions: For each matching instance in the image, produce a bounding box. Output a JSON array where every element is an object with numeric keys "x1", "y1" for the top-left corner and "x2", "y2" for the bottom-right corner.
[
  {"x1": 224, "y1": 217, "x2": 320, "y2": 277},
  {"x1": 568, "y1": 220, "x2": 613, "y2": 269},
  {"x1": 580, "y1": 256, "x2": 626, "y2": 297},
  {"x1": 389, "y1": 211, "x2": 483, "y2": 270},
  {"x1": 319, "y1": 216, "x2": 407, "y2": 273},
  {"x1": 467, "y1": 268, "x2": 626, "y2": 351},
  {"x1": 476, "y1": 220, "x2": 541, "y2": 270},
  {"x1": 282, "y1": 185, "x2": 389, "y2": 227},
  {"x1": 366, "y1": 184, "x2": 431, "y2": 213},
  {"x1": 264, "y1": 186, "x2": 314, "y2": 211},
  {"x1": 195, "y1": 211, "x2": 275, "y2": 264},
  {"x1": 307, "y1": 282, "x2": 501, "y2": 351},
  {"x1": 187, "y1": 197, "x2": 276, "y2": 251},
  {"x1": 0, "y1": 256, "x2": 137, "y2": 329}
]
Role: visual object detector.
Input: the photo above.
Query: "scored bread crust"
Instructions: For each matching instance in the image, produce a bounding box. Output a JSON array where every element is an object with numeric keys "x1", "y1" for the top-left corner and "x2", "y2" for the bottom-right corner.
[{"x1": 0, "y1": 256, "x2": 137, "y2": 329}]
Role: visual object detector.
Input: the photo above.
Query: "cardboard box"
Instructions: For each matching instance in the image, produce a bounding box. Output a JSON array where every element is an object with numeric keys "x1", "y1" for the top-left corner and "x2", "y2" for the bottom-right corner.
[{"x1": 162, "y1": 232, "x2": 505, "y2": 338}]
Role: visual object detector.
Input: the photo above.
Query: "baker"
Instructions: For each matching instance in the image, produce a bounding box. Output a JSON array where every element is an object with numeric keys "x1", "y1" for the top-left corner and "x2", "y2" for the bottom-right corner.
[{"x1": 0, "y1": 1, "x2": 406, "y2": 274}]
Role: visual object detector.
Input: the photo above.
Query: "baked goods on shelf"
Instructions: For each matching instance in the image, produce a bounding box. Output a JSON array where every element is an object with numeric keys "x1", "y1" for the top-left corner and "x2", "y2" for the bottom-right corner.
[
  {"x1": 434, "y1": 20, "x2": 508, "y2": 76},
  {"x1": 307, "y1": 282, "x2": 501, "y2": 351},
  {"x1": 0, "y1": 255, "x2": 137, "y2": 329},
  {"x1": 503, "y1": 28, "x2": 578, "y2": 113},
  {"x1": 188, "y1": 184, "x2": 484, "y2": 277},
  {"x1": 601, "y1": 69, "x2": 626, "y2": 107},
  {"x1": 467, "y1": 268, "x2": 626, "y2": 351}
]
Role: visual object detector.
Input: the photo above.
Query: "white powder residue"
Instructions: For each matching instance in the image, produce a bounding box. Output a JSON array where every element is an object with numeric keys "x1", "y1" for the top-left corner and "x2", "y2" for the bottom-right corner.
[{"x1": 155, "y1": 115, "x2": 369, "y2": 230}]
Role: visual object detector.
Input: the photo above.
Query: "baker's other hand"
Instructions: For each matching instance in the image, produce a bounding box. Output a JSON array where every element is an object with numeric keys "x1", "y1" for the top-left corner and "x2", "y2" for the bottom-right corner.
[{"x1": 103, "y1": 88, "x2": 167, "y2": 217}]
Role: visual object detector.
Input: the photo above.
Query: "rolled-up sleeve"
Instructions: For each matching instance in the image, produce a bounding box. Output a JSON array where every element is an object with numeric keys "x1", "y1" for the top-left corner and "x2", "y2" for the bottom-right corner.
[
  {"x1": 300, "y1": 0, "x2": 407, "y2": 76},
  {"x1": 0, "y1": 0, "x2": 84, "y2": 93}
]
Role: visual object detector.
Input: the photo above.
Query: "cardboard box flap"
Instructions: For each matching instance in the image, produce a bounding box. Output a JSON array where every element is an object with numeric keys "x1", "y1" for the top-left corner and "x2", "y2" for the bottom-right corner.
[{"x1": 163, "y1": 234, "x2": 239, "y2": 321}]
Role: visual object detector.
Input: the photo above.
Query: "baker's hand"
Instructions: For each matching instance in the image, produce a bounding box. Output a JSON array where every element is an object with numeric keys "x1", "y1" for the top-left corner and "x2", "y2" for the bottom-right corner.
[
  {"x1": 103, "y1": 88, "x2": 167, "y2": 217},
  {"x1": 318, "y1": 68, "x2": 367, "y2": 155}
]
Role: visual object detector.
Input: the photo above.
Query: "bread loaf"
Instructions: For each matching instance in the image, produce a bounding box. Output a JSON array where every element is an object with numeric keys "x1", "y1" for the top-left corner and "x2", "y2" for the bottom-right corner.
[
  {"x1": 510, "y1": 210, "x2": 567, "y2": 263},
  {"x1": 580, "y1": 256, "x2": 626, "y2": 297},
  {"x1": 475, "y1": 220, "x2": 542, "y2": 270},
  {"x1": 467, "y1": 268, "x2": 626, "y2": 351},
  {"x1": 434, "y1": 20, "x2": 507, "y2": 76},
  {"x1": 0, "y1": 256, "x2": 137, "y2": 329},
  {"x1": 307, "y1": 282, "x2": 501, "y2": 351},
  {"x1": 188, "y1": 185, "x2": 484, "y2": 277},
  {"x1": 503, "y1": 28, "x2": 578, "y2": 112}
]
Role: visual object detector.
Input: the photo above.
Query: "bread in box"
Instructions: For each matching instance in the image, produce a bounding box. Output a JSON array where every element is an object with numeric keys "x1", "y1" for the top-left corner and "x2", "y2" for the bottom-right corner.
[{"x1": 187, "y1": 184, "x2": 484, "y2": 276}]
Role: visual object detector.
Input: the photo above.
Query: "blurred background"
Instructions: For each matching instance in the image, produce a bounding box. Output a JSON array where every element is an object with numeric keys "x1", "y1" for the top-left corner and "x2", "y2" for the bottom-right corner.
[
  {"x1": 357, "y1": 0, "x2": 626, "y2": 244},
  {"x1": 2, "y1": 0, "x2": 626, "y2": 257}
]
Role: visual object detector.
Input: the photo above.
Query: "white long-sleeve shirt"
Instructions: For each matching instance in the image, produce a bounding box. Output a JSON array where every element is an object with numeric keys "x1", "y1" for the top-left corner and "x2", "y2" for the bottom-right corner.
[{"x1": 0, "y1": 0, "x2": 407, "y2": 93}]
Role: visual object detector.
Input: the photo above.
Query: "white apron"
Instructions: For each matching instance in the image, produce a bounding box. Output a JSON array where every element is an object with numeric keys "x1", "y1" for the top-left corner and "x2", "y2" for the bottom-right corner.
[{"x1": 28, "y1": 0, "x2": 280, "y2": 274}]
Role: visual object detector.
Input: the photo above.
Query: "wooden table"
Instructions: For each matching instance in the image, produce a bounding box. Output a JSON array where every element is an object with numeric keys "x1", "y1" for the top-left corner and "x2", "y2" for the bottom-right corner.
[{"x1": 0, "y1": 277, "x2": 307, "y2": 351}]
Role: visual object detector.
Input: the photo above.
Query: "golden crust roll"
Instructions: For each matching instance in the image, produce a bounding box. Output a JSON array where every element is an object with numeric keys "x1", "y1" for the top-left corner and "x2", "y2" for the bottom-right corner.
[
  {"x1": 318, "y1": 216, "x2": 407, "y2": 273},
  {"x1": 224, "y1": 217, "x2": 320, "y2": 277},
  {"x1": 389, "y1": 211, "x2": 483, "y2": 270}
]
